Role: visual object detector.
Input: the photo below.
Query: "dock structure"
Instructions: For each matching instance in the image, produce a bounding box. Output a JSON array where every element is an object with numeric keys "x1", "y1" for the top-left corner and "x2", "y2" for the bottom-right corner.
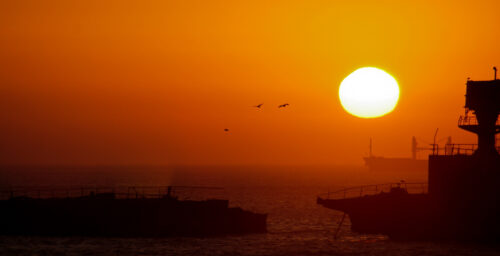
[{"x1": 0, "y1": 186, "x2": 267, "y2": 237}]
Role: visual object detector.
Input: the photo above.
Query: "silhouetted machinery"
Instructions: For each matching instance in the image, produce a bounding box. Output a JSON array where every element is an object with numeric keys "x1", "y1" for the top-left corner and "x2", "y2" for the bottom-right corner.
[
  {"x1": 318, "y1": 70, "x2": 500, "y2": 241},
  {"x1": 459, "y1": 80, "x2": 500, "y2": 156},
  {"x1": 429, "y1": 78, "x2": 500, "y2": 199}
]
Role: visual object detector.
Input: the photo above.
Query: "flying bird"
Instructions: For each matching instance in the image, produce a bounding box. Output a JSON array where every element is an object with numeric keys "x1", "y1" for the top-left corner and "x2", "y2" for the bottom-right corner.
[
  {"x1": 278, "y1": 103, "x2": 289, "y2": 108},
  {"x1": 254, "y1": 103, "x2": 263, "y2": 109},
  {"x1": 224, "y1": 128, "x2": 229, "y2": 132}
]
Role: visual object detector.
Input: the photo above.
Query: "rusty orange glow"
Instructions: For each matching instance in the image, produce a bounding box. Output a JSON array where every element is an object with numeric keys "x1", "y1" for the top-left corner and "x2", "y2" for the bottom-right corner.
[{"x1": 0, "y1": 0, "x2": 499, "y2": 166}]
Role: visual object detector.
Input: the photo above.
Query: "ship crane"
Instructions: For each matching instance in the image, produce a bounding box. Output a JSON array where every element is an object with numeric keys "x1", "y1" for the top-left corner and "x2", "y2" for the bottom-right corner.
[{"x1": 413, "y1": 133, "x2": 453, "y2": 158}]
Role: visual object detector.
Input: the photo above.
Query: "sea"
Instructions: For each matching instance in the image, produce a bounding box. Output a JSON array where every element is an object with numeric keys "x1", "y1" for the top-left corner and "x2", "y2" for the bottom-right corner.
[{"x1": 0, "y1": 165, "x2": 499, "y2": 256}]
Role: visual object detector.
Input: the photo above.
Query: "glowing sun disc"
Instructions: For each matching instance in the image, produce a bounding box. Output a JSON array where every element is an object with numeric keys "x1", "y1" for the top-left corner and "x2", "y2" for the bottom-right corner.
[{"x1": 339, "y1": 67, "x2": 399, "y2": 118}]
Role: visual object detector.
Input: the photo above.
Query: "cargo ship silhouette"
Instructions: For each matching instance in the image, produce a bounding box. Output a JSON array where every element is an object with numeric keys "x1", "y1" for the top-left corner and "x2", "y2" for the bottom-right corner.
[
  {"x1": 363, "y1": 137, "x2": 430, "y2": 172},
  {"x1": 0, "y1": 186, "x2": 267, "y2": 237},
  {"x1": 318, "y1": 71, "x2": 500, "y2": 241}
]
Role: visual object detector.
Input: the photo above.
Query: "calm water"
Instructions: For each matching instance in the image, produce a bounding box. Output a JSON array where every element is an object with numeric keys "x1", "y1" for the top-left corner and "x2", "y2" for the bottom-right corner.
[{"x1": 0, "y1": 165, "x2": 499, "y2": 256}]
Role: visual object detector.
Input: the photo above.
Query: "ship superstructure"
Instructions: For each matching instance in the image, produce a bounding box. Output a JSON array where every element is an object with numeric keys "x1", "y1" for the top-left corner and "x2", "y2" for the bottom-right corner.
[{"x1": 318, "y1": 71, "x2": 500, "y2": 241}]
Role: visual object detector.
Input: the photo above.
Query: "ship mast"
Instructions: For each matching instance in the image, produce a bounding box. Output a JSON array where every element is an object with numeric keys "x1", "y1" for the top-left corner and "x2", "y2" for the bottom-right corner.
[
  {"x1": 369, "y1": 138, "x2": 373, "y2": 157},
  {"x1": 411, "y1": 136, "x2": 417, "y2": 160}
]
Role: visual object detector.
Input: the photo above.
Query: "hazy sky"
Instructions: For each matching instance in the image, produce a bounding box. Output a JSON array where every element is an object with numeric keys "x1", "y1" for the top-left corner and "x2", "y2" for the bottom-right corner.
[{"x1": 1, "y1": 0, "x2": 499, "y2": 165}]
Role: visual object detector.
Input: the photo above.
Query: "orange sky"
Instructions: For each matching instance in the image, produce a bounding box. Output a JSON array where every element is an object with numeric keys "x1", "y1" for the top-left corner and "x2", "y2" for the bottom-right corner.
[{"x1": 1, "y1": 0, "x2": 499, "y2": 166}]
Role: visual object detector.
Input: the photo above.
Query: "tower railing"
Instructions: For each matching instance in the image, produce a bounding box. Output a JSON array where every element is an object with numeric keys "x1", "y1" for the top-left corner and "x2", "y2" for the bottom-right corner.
[
  {"x1": 430, "y1": 143, "x2": 500, "y2": 156},
  {"x1": 458, "y1": 115, "x2": 500, "y2": 127},
  {"x1": 458, "y1": 115, "x2": 478, "y2": 126}
]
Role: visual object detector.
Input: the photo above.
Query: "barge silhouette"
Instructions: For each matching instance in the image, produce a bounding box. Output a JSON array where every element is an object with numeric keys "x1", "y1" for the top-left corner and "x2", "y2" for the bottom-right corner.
[
  {"x1": 319, "y1": 73, "x2": 500, "y2": 241},
  {"x1": 363, "y1": 137, "x2": 431, "y2": 172},
  {"x1": 0, "y1": 186, "x2": 267, "y2": 237}
]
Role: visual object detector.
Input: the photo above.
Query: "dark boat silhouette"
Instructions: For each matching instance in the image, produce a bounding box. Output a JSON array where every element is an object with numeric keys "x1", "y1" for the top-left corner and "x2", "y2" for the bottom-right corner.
[
  {"x1": 318, "y1": 74, "x2": 500, "y2": 241},
  {"x1": 0, "y1": 186, "x2": 267, "y2": 237},
  {"x1": 363, "y1": 137, "x2": 429, "y2": 172}
]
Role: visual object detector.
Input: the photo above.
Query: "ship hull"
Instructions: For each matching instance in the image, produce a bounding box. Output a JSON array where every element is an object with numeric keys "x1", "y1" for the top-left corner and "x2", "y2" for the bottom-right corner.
[
  {"x1": 318, "y1": 193, "x2": 439, "y2": 240},
  {"x1": 0, "y1": 197, "x2": 267, "y2": 237},
  {"x1": 318, "y1": 190, "x2": 500, "y2": 242}
]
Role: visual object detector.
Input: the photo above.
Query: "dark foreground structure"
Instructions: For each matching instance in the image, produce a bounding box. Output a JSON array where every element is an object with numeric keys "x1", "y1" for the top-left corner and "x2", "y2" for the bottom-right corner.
[
  {"x1": 0, "y1": 186, "x2": 267, "y2": 237},
  {"x1": 319, "y1": 76, "x2": 500, "y2": 241}
]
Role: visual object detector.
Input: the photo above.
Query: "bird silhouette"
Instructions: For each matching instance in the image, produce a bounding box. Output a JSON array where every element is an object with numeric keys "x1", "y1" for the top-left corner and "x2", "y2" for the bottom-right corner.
[
  {"x1": 224, "y1": 128, "x2": 229, "y2": 132},
  {"x1": 278, "y1": 103, "x2": 289, "y2": 108},
  {"x1": 254, "y1": 103, "x2": 263, "y2": 109}
]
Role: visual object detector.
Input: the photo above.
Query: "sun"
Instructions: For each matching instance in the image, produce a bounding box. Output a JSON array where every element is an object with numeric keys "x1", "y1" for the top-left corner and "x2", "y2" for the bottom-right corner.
[{"x1": 339, "y1": 67, "x2": 399, "y2": 118}]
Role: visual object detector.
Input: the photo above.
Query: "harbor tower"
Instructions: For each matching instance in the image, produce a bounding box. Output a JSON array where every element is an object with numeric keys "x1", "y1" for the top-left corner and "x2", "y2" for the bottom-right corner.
[{"x1": 428, "y1": 74, "x2": 500, "y2": 207}]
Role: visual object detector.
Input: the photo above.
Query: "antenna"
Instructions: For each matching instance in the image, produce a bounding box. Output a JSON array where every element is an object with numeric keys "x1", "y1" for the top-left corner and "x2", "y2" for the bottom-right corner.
[
  {"x1": 412, "y1": 136, "x2": 417, "y2": 160},
  {"x1": 433, "y1": 128, "x2": 439, "y2": 145},
  {"x1": 494, "y1": 66, "x2": 497, "y2": 80},
  {"x1": 369, "y1": 138, "x2": 373, "y2": 157},
  {"x1": 432, "y1": 128, "x2": 439, "y2": 154}
]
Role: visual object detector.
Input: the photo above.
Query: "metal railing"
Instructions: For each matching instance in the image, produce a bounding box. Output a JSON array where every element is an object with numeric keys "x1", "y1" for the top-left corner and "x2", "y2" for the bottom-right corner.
[
  {"x1": 458, "y1": 115, "x2": 478, "y2": 126},
  {"x1": 458, "y1": 115, "x2": 500, "y2": 127},
  {"x1": 430, "y1": 143, "x2": 500, "y2": 156},
  {"x1": 443, "y1": 143, "x2": 477, "y2": 155},
  {"x1": 430, "y1": 143, "x2": 477, "y2": 156},
  {"x1": 318, "y1": 183, "x2": 428, "y2": 200},
  {"x1": 0, "y1": 186, "x2": 224, "y2": 201}
]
